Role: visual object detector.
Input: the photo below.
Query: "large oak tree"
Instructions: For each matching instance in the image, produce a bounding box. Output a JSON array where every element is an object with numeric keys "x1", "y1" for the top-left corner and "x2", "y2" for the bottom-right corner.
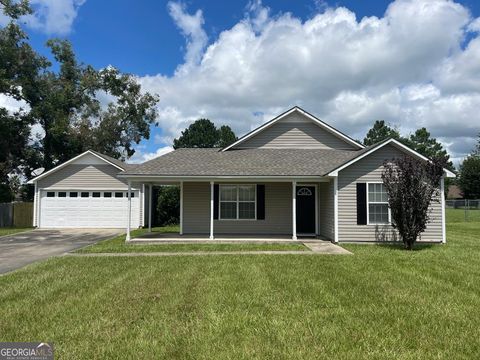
[{"x1": 0, "y1": 1, "x2": 159, "y2": 200}]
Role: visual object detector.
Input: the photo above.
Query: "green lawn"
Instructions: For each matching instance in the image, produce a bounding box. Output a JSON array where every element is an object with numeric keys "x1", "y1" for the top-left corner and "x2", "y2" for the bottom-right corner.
[
  {"x1": 1, "y1": 223, "x2": 479, "y2": 359},
  {"x1": 77, "y1": 225, "x2": 307, "y2": 253},
  {"x1": 0, "y1": 227, "x2": 33, "y2": 237},
  {"x1": 446, "y1": 208, "x2": 480, "y2": 222}
]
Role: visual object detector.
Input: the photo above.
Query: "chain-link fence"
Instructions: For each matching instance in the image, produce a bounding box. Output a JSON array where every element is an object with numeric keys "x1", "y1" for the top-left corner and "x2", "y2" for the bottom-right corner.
[{"x1": 446, "y1": 199, "x2": 480, "y2": 222}]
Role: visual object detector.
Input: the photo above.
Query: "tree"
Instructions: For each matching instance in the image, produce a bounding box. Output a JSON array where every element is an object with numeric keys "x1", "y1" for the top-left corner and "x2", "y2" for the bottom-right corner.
[
  {"x1": 30, "y1": 40, "x2": 159, "y2": 170},
  {"x1": 156, "y1": 186, "x2": 180, "y2": 226},
  {"x1": 0, "y1": 2, "x2": 160, "y2": 199},
  {"x1": 0, "y1": 0, "x2": 31, "y2": 19},
  {"x1": 382, "y1": 156, "x2": 445, "y2": 250},
  {"x1": 458, "y1": 155, "x2": 480, "y2": 199},
  {"x1": 473, "y1": 132, "x2": 480, "y2": 156},
  {"x1": 363, "y1": 120, "x2": 401, "y2": 146},
  {"x1": 217, "y1": 125, "x2": 237, "y2": 148},
  {"x1": 0, "y1": 1, "x2": 49, "y2": 198},
  {"x1": 405, "y1": 128, "x2": 454, "y2": 171},
  {"x1": 173, "y1": 119, "x2": 237, "y2": 149}
]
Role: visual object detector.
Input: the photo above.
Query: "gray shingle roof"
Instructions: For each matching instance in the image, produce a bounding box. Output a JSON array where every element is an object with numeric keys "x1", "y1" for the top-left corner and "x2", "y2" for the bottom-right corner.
[{"x1": 122, "y1": 148, "x2": 364, "y2": 177}]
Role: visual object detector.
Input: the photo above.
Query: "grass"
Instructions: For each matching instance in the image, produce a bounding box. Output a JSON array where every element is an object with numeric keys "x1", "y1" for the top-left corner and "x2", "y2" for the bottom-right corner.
[
  {"x1": 77, "y1": 225, "x2": 307, "y2": 253},
  {"x1": 446, "y1": 208, "x2": 480, "y2": 223},
  {"x1": 1, "y1": 222, "x2": 480, "y2": 359},
  {"x1": 0, "y1": 227, "x2": 33, "y2": 237}
]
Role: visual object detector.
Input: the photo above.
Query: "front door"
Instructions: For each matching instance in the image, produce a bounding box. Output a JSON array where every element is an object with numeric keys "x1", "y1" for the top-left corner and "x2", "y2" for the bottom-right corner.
[{"x1": 296, "y1": 186, "x2": 316, "y2": 235}]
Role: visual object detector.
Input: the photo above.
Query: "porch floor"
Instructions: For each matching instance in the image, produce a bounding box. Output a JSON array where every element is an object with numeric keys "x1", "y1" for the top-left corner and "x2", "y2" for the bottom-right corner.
[{"x1": 128, "y1": 232, "x2": 332, "y2": 244}]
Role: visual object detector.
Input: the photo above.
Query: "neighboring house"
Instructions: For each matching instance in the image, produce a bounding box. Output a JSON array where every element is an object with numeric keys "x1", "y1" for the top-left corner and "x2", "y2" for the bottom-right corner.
[
  {"x1": 28, "y1": 106, "x2": 455, "y2": 243},
  {"x1": 447, "y1": 185, "x2": 463, "y2": 200}
]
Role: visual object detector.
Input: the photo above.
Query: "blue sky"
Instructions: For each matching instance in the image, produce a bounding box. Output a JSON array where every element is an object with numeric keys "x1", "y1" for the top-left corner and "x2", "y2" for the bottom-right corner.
[
  {"x1": 3, "y1": 0, "x2": 480, "y2": 165},
  {"x1": 26, "y1": 0, "x2": 480, "y2": 76}
]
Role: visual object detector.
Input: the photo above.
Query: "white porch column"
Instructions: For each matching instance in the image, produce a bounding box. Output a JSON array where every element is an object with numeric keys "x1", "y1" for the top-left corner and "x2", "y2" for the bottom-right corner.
[
  {"x1": 441, "y1": 177, "x2": 446, "y2": 244},
  {"x1": 126, "y1": 180, "x2": 132, "y2": 241},
  {"x1": 292, "y1": 180, "x2": 297, "y2": 240},
  {"x1": 33, "y1": 182, "x2": 38, "y2": 227},
  {"x1": 333, "y1": 176, "x2": 339, "y2": 243},
  {"x1": 180, "y1": 181, "x2": 184, "y2": 235},
  {"x1": 148, "y1": 184, "x2": 153, "y2": 233},
  {"x1": 210, "y1": 181, "x2": 214, "y2": 240}
]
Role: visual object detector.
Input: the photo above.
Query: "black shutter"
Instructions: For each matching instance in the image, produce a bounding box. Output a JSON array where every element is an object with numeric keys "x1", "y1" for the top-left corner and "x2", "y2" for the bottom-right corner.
[
  {"x1": 357, "y1": 183, "x2": 367, "y2": 225},
  {"x1": 257, "y1": 184, "x2": 265, "y2": 220},
  {"x1": 213, "y1": 184, "x2": 219, "y2": 220}
]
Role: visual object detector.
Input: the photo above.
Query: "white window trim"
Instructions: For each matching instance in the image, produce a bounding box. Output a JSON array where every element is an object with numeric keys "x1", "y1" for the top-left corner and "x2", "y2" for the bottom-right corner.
[
  {"x1": 366, "y1": 182, "x2": 391, "y2": 225},
  {"x1": 218, "y1": 184, "x2": 257, "y2": 221}
]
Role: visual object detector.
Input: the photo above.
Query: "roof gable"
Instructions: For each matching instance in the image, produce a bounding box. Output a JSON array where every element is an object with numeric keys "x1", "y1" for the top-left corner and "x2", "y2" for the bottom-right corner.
[
  {"x1": 28, "y1": 150, "x2": 126, "y2": 184},
  {"x1": 223, "y1": 106, "x2": 364, "y2": 151},
  {"x1": 327, "y1": 138, "x2": 456, "y2": 178}
]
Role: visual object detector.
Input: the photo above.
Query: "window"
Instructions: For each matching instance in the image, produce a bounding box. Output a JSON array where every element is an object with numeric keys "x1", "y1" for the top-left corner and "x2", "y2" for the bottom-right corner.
[
  {"x1": 92, "y1": 192, "x2": 101, "y2": 198},
  {"x1": 115, "y1": 192, "x2": 123, "y2": 198},
  {"x1": 58, "y1": 192, "x2": 67, "y2": 197},
  {"x1": 219, "y1": 185, "x2": 256, "y2": 220},
  {"x1": 130, "y1": 192, "x2": 135, "y2": 198},
  {"x1": 46, "y1": 192, "x2": 55, "y2": 197},
  {"x1": 368, "y1": 183, "x2": 390, "y2": 224},
  {"x1": 81, "y1": 192, "x2": 89, "y2": 198},
  {"x1": 69, "y1": 192, "x2": 78, "y2": 197},
  {"x1": 103, "y1": 192, "x2": 112, "y2": 198}
]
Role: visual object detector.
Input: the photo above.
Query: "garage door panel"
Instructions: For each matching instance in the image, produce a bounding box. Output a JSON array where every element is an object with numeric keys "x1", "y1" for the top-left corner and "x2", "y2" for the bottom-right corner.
[{"x1": 40, "y1": 190, "x2": 140, "y2": 228}]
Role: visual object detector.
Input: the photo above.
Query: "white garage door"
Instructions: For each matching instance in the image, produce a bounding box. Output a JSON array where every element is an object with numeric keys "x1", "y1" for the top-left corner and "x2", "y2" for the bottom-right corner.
[{"x1": 39, "y1": 190, "x2": 140, "y2": 228}]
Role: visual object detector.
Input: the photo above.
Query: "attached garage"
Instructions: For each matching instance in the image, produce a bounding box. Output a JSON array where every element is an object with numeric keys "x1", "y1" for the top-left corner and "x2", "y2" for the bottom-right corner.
[
  {"x1": 39, "y1": 190, "x2": 140, "y2": 228},
  {"x1": 29, "y1": 150, "x2": 143, "y2": 229}
]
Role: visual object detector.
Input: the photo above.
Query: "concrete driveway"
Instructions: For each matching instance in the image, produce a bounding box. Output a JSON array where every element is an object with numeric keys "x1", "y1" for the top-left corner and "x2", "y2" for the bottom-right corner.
[{"x1": 0, "y1": 229, "x2": 123, "y2": 274}]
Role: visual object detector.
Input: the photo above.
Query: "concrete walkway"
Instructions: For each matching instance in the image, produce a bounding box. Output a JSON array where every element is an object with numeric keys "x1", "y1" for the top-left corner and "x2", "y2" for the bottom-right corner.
[
  {"x1": 66, "y1": 241, "x2": 351, "y2": 257},
  {"x1": 302, "y1": 241, "x2": 352, "y2": 254}
]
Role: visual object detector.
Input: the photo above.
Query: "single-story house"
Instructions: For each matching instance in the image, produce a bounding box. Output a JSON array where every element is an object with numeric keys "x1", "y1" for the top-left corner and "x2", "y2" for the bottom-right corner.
[{"x1": 28, "y1": 106, "x2": 455, "y2": 243}]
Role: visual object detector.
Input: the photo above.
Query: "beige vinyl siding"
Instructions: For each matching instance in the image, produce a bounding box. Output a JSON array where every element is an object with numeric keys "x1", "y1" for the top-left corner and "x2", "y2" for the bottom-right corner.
[
  {"x1": 183, "y1": 182, "x2": 293, "y2": 235},
  {"x1": 37, "y1": 164, "x2": 128, "y2": 190},
  {"x1": 183, "y1": 182, "x2": 210, "y2": 234},
  {"x1": 337, "y1": 144, "x2": 443, "y2": 242},
  {"x1": 319, "y1": 180, "x2": 334, "y2": 240},
  {"x1": 236, "y1": 118, "x2": 357, "y2": 150}
]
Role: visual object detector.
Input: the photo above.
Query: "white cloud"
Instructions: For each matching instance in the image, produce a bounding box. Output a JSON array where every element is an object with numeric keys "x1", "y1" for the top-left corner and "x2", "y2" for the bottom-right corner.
[
  {"x1": 136, "y1": 0, "x2": 480, "y2": 167},
  {"x1": 0, "y1": 94, "x2": 45, "y2": 140},
  {"x1": 468, "y1": 16, "x2": 480, "y2": 32},
  {"x1": 18, "y1": 0, "x2": 85, "y2": 35},
  {"x1": 128, "y1": 146, "x2": 174, "y2": 164},
  {"x1": 0, "y1": 94, "x2": 28, "y2": 114},
  {"x1": 3, "y1": 0, "x2": 479, "y2": 167},
  {"x1": 167, "y1": 1, "x2": 208, "y2": 73}
]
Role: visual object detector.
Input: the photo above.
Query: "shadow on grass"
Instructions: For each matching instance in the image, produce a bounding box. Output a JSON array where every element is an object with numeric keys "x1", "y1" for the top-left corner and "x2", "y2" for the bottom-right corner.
[{"x1": 375, "y1": 242, "x2": 437, "y2": 251}]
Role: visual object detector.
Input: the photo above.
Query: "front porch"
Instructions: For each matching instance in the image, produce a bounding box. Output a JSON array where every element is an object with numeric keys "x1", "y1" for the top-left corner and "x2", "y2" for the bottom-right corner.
[{"x1": 122, "y1": 178, "x2": 337, "y2": 243}]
